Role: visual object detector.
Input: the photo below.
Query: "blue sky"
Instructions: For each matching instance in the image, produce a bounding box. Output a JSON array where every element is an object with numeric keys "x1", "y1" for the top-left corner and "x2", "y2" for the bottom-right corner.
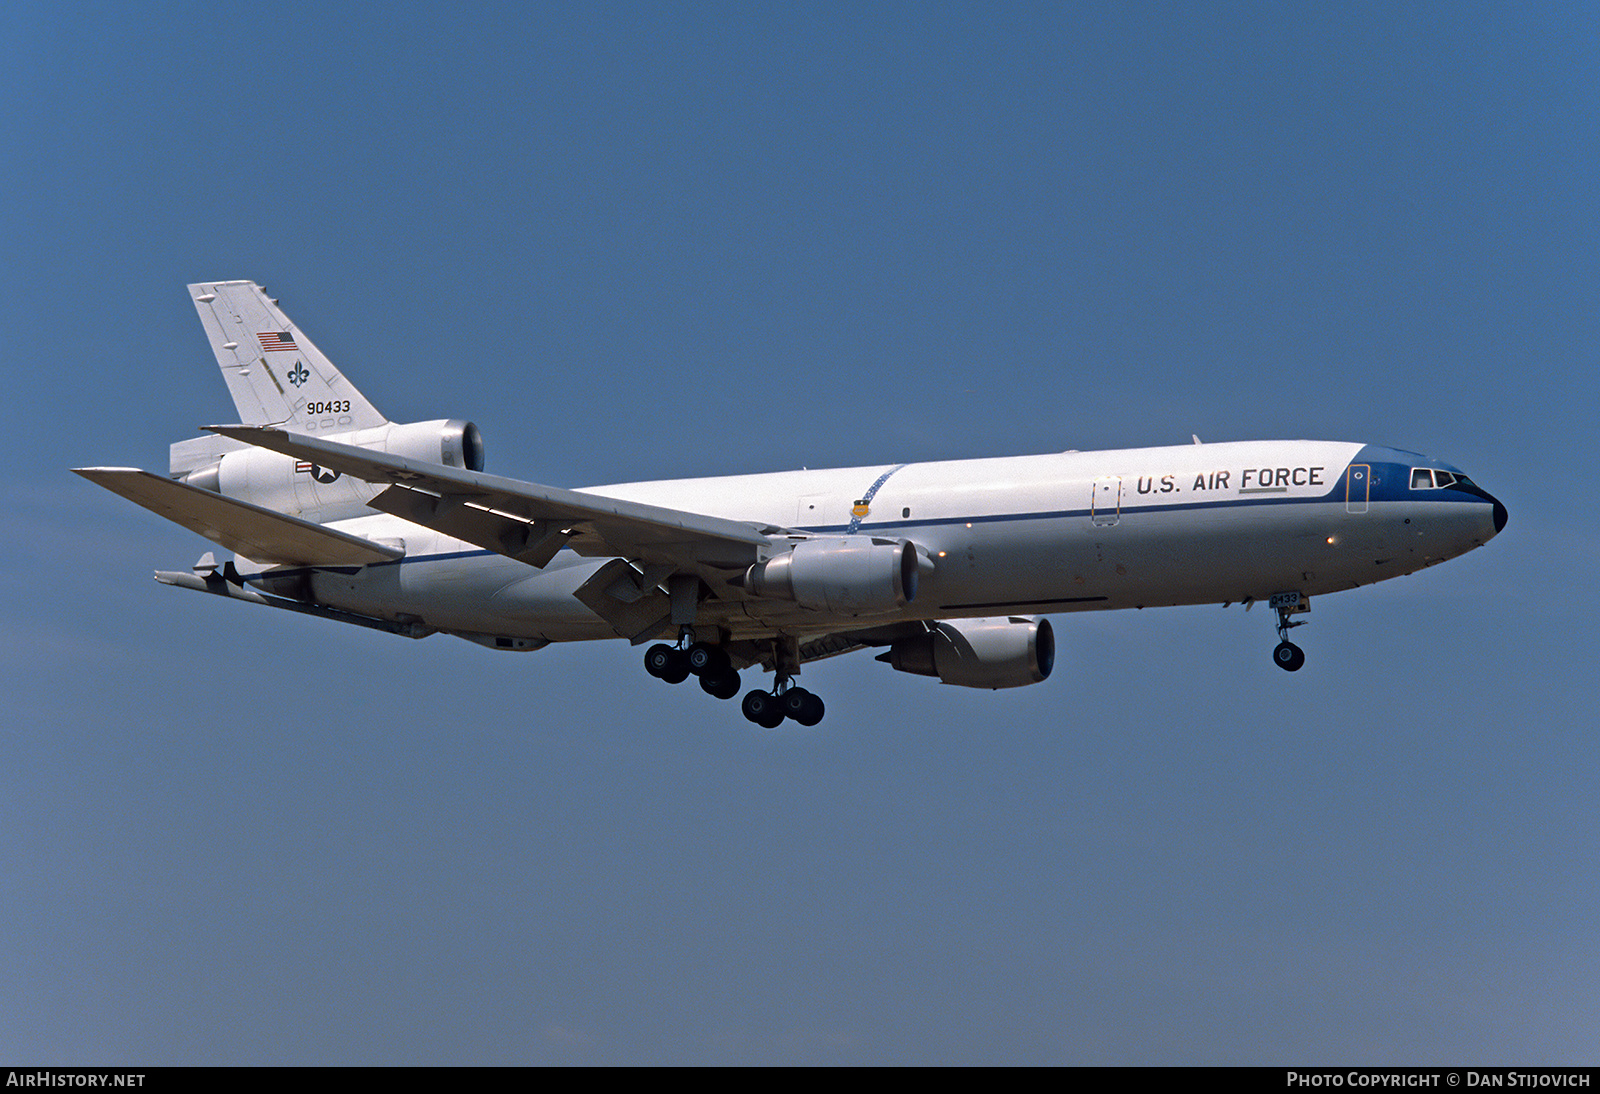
[{"x1": 3, "y1": 1, "x2": 1595, "y2": 1064}]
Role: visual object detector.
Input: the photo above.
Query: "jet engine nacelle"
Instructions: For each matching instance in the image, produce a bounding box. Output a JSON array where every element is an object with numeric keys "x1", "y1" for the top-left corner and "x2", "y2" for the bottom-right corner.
[
  {"x1": 745, "y1": 537, "x2": 920, "y2": 616},
  {"x1": 177, "y1": 419, "x2": 484, "y2": 523},
  {"x1": 878, "y1": 616, "x2": 1055, "y2": 689}
]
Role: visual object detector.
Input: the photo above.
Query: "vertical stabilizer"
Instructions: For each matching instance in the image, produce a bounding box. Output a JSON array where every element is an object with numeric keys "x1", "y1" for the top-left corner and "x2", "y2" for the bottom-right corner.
[{"x1": 188, "y1": 281, "x2": 388, "y2": 431}]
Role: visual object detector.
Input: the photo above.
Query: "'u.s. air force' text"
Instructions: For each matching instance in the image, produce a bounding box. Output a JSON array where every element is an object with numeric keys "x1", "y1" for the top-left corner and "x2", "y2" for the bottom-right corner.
[{"x1": 1134, "y1": 467, "x2": 1328, "y2": 495}]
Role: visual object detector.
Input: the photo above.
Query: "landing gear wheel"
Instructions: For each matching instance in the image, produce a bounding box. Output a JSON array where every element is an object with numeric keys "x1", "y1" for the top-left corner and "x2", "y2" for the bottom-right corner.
[
  {"x1": 781, "y1": 687, "x2": 825, "y2": 727},
  {"x1": 798, "y1": 694, "x2": 825, "y2": 727},
  {"x1": 686, "y1": 643, "x2": 731, "y2": 677},
  {"x1": 741, "y1": 690, "x2": 786, "y2": 728},
  {"x1": 780, "y1": 687, "x2": 825, "y2": 727},
  {"x1": 700, "y1": 668, "x2": 742, "y2": 700},
  {"x1": 660, "y1": 650, "x2": 691, "y2": 684},
  {"x1": 645, "y1": 644, "x2": 691, "y2": 683},
  {"x1": 1273, "y1": 640, "x2": 1306, "y2": 672},
  {"x1": 644, "y1": 644, "x2": 675, "y2": 678}
]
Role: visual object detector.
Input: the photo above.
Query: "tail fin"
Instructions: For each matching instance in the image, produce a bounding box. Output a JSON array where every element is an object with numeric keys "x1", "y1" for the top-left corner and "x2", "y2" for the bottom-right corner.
[{"x1": 188, "y1": 281, "x2": 388, "y2": 431}]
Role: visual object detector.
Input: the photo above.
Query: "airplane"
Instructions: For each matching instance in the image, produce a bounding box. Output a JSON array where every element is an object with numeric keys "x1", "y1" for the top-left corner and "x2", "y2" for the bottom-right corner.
[{"x1": 74, "y1": 281, "x2": 1508, "y2": 727}]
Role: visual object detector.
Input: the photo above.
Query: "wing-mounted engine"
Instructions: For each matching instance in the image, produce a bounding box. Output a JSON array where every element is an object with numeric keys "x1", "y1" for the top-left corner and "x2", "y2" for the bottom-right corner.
[
  {"x1": 877, "y1": 616, "x2": 1055, "y2": 689},
  {"x1": 743, "y1": 536, "x2": 921, "y2": 617},
  {"x1": 169, "y1": 419, "x2": 484, "y2": 523}
]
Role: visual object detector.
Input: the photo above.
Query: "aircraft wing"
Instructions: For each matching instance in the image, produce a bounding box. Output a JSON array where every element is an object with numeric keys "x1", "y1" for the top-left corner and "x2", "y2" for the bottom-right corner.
[
  {"x1": 72, "y1": 467, "x2": 405, "y2": 567},
  {"x1": 204, "y1": 425, "x2": 777, "y2": 571}
]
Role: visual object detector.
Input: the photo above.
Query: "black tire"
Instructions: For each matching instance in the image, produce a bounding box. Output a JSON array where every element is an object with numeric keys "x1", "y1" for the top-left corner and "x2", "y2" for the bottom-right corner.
[
  {"x1": 699, "y1": 668, "x2": 742, "y2": 700},
  {"x1": 658, "y1": 648, "x2": 692, "y2": 684},
  {"x1": 687, "y1": 643, "x2": 730, "y2": 677},
  {"x1": 781, "y1": 688, "x2": 809, "y2": 717},
  {"x1": 787, "y1": 689, "x2": 825, "y2": 727},
  {"x1": 1273, "y1": 641, "x2": 1306, "y2": 672},
  {"x1": 741, "y1": 690, "x2": 785, "y2": 728},
  {"x1": 644, "y1": 643, "x2": 676, "y2": 679}
]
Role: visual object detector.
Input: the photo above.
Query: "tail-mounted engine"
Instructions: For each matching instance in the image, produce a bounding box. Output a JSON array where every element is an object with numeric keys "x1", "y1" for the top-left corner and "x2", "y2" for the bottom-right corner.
[
  {"x1": 170, "y1": 419, "x2": 484, "y2": 522},
  {"x1": 878, "y1": 616, "x2": 1055, "y2": 689}
]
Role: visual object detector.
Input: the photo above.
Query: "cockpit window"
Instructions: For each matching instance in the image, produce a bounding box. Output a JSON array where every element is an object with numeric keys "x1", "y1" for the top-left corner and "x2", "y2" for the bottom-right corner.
[{"x1": 1410, "y1": 468, "x2": 1465, "y2": 490}]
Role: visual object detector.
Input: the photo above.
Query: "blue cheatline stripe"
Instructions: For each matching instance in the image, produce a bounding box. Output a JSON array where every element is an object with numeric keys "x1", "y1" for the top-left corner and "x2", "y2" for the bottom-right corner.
[
  {"x1": 244, "y1": 459, "x2": 1491, "y2": 579},
  {"x1": 845, "y1": 464, "x2": 908, "y2": 535},
  {"x1": 801, "y1": 486, "x2": 1493, "y2": 535}
]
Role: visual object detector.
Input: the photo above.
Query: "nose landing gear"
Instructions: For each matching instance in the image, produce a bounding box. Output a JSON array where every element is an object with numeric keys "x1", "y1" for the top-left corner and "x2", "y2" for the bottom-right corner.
[{"x1": 1269, "y1": 592, "x2": 1309, "y2": 672}]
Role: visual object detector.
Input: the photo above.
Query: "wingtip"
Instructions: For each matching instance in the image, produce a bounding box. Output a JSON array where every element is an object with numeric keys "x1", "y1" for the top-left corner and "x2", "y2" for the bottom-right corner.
[
  {"x1": 71, "y1": 466, "x2": 141, "y2": 477},
  {"x1": 202, "y1": 423, "x2": 269, "y2": 438},
  {"x1": 207, "y1": 422, "x2": 288, "y2": 430}
]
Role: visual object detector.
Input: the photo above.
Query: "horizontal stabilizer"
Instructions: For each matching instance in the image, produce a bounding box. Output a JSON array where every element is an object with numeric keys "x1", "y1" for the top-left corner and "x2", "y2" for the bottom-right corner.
[{"x1": 73, "y1": 468, "x2": 404, "y2": 567}]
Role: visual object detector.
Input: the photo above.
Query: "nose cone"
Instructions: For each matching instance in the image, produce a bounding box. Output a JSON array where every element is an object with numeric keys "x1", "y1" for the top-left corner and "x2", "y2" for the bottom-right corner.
[{"x1": 1453, "y1": 477, "x2": 1507, "y2": 539}]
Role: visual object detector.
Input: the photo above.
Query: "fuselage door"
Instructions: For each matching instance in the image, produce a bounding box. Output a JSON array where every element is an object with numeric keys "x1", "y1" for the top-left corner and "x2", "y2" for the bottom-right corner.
[
  {"x1": 1091, "y1": 476, "x2": 1122, "y2": 527},
  {"x1": 797, "y1": 493, "x2": 832, "y2": 529},
  {"x1": 1345, "y1": 464, "x2": 1370, "y2": 514}
]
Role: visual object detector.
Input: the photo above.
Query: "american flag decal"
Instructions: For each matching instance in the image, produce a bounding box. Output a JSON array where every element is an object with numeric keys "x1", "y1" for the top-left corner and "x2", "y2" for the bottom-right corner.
[{"x1": 258, "y1": 331, "x2": 298, "y2": 352}]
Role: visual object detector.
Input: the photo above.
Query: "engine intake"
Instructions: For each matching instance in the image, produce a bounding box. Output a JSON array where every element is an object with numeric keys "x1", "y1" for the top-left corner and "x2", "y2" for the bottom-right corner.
[
  {"x1": 382, "y1": 419, "x2": 484, "y2": 471},
  {"x1": 879, "y1": 616, "x2": 1054, "y2": 689}
]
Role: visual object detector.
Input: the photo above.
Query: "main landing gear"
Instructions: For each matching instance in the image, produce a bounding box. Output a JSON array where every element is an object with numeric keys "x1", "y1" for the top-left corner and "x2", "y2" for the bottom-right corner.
[
  {"x1": 1271, "y1": 594, "x2": 1308, "y2": 672},
  {"x1": 644, "y1": 638, "x2": 742, "y2": 699},
  {"x1": 643, "y1": 634, "x2": 827, "y2": 727},
  {"x1": 740, "y1": 683, "x2": 825, "y2": 729}
]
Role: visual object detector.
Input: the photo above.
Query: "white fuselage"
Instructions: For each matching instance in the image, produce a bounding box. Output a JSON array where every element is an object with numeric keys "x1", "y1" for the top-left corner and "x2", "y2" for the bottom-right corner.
[{"x1": 252, "y1": 439, "x2": 1501, "y2": 646}]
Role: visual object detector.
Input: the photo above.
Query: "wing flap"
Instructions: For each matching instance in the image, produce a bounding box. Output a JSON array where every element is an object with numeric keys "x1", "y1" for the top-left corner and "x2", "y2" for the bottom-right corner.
[
  {"x1": 73, "y1": 468, "x2": 404, "y2": 567},
  {"x1": 571, "y1": 559, "x2": 674, "y2": 643},
  {"x1": 369, "y1": 484, "x2": 571, "y2": 567},
  {"x1": 205, "y1": 425, "x2": 774, "y2": 570}
]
